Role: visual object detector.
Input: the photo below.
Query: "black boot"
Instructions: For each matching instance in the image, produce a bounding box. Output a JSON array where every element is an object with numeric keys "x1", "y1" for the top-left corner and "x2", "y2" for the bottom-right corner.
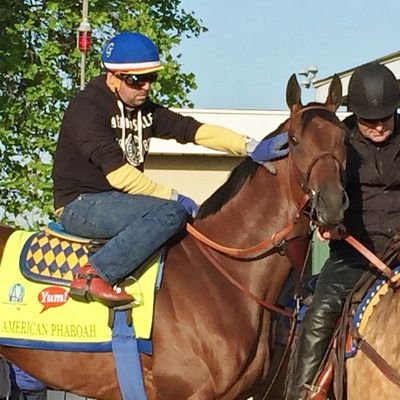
[
  {"x1": 285, "y1": 308, "x2": 336, "y2": 400},
  {"x1": 285, "y1": 248, "x2": 369, "y2": 400}
]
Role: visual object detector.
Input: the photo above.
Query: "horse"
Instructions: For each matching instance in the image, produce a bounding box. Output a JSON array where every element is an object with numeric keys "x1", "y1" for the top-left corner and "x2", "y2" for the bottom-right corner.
[
  {"x1": 346, "y1": 269, "x2": 400, "y2": 399},
  {"x1": 0, "y1": 73, "x2": 347, "y2": 400}
]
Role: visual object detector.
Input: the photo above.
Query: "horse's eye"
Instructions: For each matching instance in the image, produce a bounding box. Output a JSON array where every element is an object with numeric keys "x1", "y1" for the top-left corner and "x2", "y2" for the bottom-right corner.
[{"x1": 290, "y1": 135, "x2": 299, "y2": 145}]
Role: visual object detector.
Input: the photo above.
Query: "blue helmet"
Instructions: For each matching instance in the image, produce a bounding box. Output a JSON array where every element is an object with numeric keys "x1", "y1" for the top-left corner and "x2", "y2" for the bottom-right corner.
[{"x1": 101, "y1": 32, "x2": 163, "y2": 74}]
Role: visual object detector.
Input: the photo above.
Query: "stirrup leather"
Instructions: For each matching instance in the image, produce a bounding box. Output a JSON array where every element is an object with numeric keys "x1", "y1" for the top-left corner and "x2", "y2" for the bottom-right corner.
[{"x1": 75, "y1": 269, "x2": 97, "y2": 292}]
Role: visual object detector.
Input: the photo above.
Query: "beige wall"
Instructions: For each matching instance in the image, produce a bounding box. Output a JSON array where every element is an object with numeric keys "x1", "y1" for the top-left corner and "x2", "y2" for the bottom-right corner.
[
  {"x1": 146, "y1": 108, "x2": 290, "y2": 204},
  {"x1": 146, "y1": 155, "x2": 242, "y2": 203}
]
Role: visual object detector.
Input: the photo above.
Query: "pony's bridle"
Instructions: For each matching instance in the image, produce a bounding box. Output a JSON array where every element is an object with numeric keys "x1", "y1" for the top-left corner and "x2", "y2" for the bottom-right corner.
[{"x1": 288, "y1": 105, "x2": 348, "y2": 221}]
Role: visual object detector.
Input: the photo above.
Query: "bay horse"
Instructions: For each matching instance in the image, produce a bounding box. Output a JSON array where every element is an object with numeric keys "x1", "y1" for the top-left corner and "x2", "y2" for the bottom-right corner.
[{"x1": 0, "y1": 74, "x2": 346, "y2": 400}]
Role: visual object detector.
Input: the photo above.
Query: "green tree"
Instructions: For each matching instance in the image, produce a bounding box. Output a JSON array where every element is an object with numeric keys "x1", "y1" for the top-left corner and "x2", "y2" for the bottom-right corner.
[{"x1": 0, "y1": 0, "x2": 206, "y2": 228}]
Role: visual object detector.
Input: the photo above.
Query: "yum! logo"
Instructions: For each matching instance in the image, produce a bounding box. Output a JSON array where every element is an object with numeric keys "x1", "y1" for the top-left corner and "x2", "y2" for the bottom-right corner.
[{"x1": 38, "y1": 286, "x2": 69, "y2": 313}]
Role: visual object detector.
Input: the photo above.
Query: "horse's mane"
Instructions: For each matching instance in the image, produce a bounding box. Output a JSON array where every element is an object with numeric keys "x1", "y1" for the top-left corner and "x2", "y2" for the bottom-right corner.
[{"x1": 196, "y1": 121, "x2": 287, "y2": 220}]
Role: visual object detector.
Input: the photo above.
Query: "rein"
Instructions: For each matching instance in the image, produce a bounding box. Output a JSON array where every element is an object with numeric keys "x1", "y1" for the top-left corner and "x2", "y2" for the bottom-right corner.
[
  {"x1": 186, "y1": 193, "x2": 309, "y2": 258},
  {"x1": 186, "y1": 192, "x2": 309, "y2": 318},
  {"x1": 185, "y1": 189, "x2": 310, "y2": 319},
  {"x1": 185, "y1": 105, "x2": 339, "y2": 316},
  {"x1": 342, "y1": 233, "x2": 394, "y2": 280},
  {"x1": 185, "y1": 166, "x2": 312, "y2": 320},
  {"x1": 193, "y1": 240, "x2": 293, "y2": 317}
]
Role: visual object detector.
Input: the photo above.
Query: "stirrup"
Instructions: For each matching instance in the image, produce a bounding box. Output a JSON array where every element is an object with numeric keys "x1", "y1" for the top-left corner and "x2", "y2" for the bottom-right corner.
[{"x1": 301, "y1": 383, "x2": 328, "y2": 400}]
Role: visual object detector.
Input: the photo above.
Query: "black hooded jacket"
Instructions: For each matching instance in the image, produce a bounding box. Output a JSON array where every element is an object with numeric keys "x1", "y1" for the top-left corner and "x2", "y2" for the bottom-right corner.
[{"x1": 52, "y1": 75, "x2": 201, "y2": 209}]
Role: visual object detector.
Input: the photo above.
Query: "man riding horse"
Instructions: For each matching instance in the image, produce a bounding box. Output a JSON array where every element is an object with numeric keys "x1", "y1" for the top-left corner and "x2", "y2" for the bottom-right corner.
[
  {"x1": 285, "y1": 62, "x2": 400, "y2": 400},
  {"x1": 51, "y1": 31, "x2": 288, "y2": 308}
]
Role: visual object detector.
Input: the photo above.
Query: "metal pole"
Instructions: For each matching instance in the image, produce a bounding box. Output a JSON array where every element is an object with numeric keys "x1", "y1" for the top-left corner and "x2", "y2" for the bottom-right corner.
[
  {"x1": 80, "y1": 51, "x2": 86, "y2": 90},
  {"x1": 79, "y1": 0, "x2": 90, "y2": 90},
  {"x1": 82, "y1": 0, "x2": 89, "y2": 21}
]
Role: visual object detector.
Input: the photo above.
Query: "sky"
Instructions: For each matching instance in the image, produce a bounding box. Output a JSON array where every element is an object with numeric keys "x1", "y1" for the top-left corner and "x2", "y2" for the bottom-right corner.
[{"x1": 177, "y1": 0, "x2": 400, "y2": 110}]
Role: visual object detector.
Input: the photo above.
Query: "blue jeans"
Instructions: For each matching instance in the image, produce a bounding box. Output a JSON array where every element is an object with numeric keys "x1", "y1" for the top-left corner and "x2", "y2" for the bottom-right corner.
[{"x1": 60, "y1": 192, "x2": 188, "y2": 285}]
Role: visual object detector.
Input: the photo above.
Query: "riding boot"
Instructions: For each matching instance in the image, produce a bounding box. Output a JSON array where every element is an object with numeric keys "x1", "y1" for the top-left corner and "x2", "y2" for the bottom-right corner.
[
  {"x1": 285, "y1": 292, "x2": 342, "y2": 400},
  {"x1": 69, "y1": 264, "x2": 134, "y2": 307},
  {"x1": 285, "y1": 242, "x2": 373, "y2": 400}
]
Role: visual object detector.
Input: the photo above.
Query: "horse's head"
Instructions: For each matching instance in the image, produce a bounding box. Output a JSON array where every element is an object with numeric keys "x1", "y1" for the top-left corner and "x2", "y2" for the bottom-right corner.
[{"x1": 286, "y1": 74, "x2": 347, "y2": 227}]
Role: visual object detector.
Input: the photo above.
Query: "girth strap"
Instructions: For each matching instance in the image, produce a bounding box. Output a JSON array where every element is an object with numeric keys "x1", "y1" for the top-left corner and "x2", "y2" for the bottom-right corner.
[{"x1": 111, "y1": 311, "x2": 147, "y2": 400}]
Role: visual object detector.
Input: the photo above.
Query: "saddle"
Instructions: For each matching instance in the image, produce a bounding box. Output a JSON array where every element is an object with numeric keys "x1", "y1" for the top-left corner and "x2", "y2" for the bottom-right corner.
[{"x1": 21, "y1": 222, "x2": 104, "y2": 286}]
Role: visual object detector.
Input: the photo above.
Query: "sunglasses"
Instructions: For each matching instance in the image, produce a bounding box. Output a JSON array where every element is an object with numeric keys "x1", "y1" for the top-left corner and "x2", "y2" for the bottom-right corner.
[
  {"x1": 116, "y1": 73, "x2": 158, "y2": 88},
  {"x1": 357, "y1": 114, "x2": 393, "y2": 126}
]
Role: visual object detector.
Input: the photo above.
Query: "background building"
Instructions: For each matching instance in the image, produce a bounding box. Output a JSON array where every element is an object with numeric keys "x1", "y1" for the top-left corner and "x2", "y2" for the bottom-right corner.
[{"x1": 314, "y1": 50, "x2": 400, "y2": 107}]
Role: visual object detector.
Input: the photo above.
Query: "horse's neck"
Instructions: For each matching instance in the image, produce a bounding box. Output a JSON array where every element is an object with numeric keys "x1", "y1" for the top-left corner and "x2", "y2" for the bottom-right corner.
[
  {"x1": 196, "y1": 163, "x2": 299, "y2": 246},
  {"x1": 192, "y1": 164, "x2": 300, "y2": 294}
]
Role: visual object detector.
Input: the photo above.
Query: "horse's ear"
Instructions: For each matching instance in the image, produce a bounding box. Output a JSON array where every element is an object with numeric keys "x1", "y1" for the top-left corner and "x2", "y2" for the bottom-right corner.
[
  {"x1": 325, "y1": 74, "x2": 343, "y2": 112},
  {"x1": 286, "y1": 73, "x2": 302, "y2": 112}
]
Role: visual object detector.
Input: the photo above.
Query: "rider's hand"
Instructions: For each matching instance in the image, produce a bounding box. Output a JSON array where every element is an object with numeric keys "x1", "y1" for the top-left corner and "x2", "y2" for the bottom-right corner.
[
  {"x1": 247, "y1": 132, "x2": 289, "y2": 164},
  {"x1": 177, "y1": 194, "x2": 199, "y2": 218},
  {"x1": 316, "y1": 224, "x2": 346, "y2": 241}
]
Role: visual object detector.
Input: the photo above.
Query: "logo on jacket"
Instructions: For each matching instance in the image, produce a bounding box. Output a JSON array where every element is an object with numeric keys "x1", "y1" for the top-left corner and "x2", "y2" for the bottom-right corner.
[{"x1": 120, "y1": 134, "x2": 147, "y2": 166}]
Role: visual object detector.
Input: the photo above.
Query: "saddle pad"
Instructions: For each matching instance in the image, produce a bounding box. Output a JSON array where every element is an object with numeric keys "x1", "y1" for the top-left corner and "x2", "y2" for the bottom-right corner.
[
  {"x1": 346, "y1": 264, "x2": 400, "y2": 357},
  {"x1": 44, "y1": 221, "x2": 104, "y2": 244},
  {"x1": 0, "y1": 230, "x2": 160, "y2": 351},
  {"x1": 21, "y1": 230, "x2": 92, "y2": 286}
]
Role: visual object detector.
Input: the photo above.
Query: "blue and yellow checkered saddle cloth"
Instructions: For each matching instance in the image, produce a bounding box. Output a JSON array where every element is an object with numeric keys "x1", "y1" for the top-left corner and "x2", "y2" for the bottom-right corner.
[{"x1": 20, "y1": 223, "x2": 104, "y2": 286}]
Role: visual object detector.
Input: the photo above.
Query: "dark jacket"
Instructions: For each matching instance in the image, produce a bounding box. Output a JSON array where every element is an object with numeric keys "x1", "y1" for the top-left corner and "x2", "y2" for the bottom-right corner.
[
  {"x1": 52, "y1": 75, "x2": 201, "y2": 209},
  {"x1": 332, "y1": 114, "x2": 400, "y2": 256}
]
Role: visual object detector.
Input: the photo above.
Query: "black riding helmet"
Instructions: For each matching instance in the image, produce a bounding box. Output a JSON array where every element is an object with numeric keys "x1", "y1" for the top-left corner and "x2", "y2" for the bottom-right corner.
[{"x1": 348, "y1": 62, "x2": 400, "y2": 119}]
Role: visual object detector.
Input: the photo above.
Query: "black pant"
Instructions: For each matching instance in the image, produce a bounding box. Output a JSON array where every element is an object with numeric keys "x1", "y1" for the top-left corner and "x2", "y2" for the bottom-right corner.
[
  {"x1": 285, "y1": 246, "x2": 371, "y2": 400},
  {"x1": 9, "y1": 388, "x2": 47, "y2": 400}
]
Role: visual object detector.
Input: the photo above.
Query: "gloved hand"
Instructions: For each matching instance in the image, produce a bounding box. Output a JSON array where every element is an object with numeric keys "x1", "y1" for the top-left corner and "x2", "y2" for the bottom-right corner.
[
  {"x1": 247, "y1": 132, "x2": 289, "y2": 164},
  {"x1": 177, "y1": 194, "x2": 199, "y2": 218}
]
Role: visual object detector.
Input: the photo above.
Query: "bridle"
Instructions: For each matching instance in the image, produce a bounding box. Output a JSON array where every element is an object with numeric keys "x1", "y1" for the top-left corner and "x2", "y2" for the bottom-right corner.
[
  {"x1": 187, "y1": 104, "x2": 347, "y2": 258},
  {"x1": 287, "y1": 105, "x2": 348, "y2": 221},
  {"x1": 185, "y1": 104, "x2": 349, "y2": 319}
]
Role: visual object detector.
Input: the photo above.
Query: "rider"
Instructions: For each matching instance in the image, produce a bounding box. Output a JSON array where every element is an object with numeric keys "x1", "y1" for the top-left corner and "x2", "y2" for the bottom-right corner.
[
  {"x1": 285, "y1": 62, "x2": 400, "y2": 400},
  {"x1": 51, "y1": 31, "x2": 288, "y2": 308}
]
